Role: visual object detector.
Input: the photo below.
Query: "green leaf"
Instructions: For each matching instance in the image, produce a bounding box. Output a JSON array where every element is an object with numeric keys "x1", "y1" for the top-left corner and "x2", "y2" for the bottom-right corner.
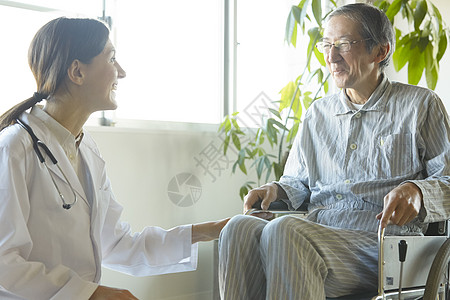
[
  {"x1": 302, "y1": 91, "x2": 314, "y2": 109},
  {"x1": 266, "y1": 119, "x2": 279, "y2": 145},
  {"x1": 264, "y1": 157, "x2": 273, "y2": 182},
  {"x1": 256, "y1": 157, "x2": 266, "y2": 179},
  {"x1": 273, "y1": 162, "x2": 284, "y2": 181},
  {"x1": 268, "y1": 108, "x2": 282, "y2": 119},
  {"x1": 265, "y1": 163, "x2": 273, "y2": 183},
  {"x1": 291, "y1": 5, "x2": 302, "y2": 23},
  {"x1": 231, "y1": 118, "x2": 240, "y2": 130},
  {"x1": 393, "y1": 37, "x2": 411, "y2": 71},
  {"x1": 270, "y1": 118, "x2": 289, "y2": 132},
  {"x1": 402, "y1": 0, "x2": 413, "y2": 23},
  {"x1": 314, "y1": 46, "x2": 325, "y2": 66},
  {"x1": 375, "y1": 0, "x2": 390, "y2": 12},
  {"x1": 231, "y1": 160, "x2": 238, "y2": 173},
  {"x1": 307, "y1": 27, "x2": 322, "y2": 67},
  {"x1": 408, "y1": 46, "x2": 425, "y2": 85},
  {"x1": 219, "y1": 116, "x2": 232, "y2": 133},
  {"x1": 223, "y1": 134, "x2": 230, "y2": 155},
  {"x1": 239, "y1": 186, "x2": 249, "y2": 200},
  {"x1": 425, "y1": 43, "x2": 438, "y2": 90},
  {"x1": 418, "y1": 36, "x2": 429, "y2": 52},
  {"x1": 285, "y1": 7, "x2": 298, "y2": 46},
  {"x1": 237, "y1": 149, "x2": 247, "y2": 174},
  {"x1": 291, "y1": 92, "x2": 302, "y2": 121},
  {"x1": 255, "y1": 129, "x2": 265, "y2": 146},
  {"x1": 297, "y1": 0, "x2": 310, "y2": 27},
  {"x1": 224, "y1": 118, "x2": 232, "y2": 132},
  {"x1": 279, "y1": 81, "x2": 295, "y2": 111},
  {"x1": 395, "y1": 28, "x2": 403, "y2": 45},
  {"x1": 311, "y1": 0, "x2": 322, "y2": 26},
  {"x1": 437, "y1": 32, "x2": 447, "y2": 62},
  {"x1": 286, "y1": 121, "x2": 300, "y2": 143},
  {"x1": 386, "y1": 0, "x2": 402, "y2": 22},
  {"x1": 290, "y1": 23, "x2": 298, "y2": 47},
  {"x1": 239, "y1": 181, "x2": 256, "y2": 200},
  {"x1": 279, "y1": 81, "x2": 301, "y2": 113},
  {"x1": 413, "y1": 0, "x2": 427, "y2": 31},
  {"x1": 231, "y1": 132, "x2": 241, "y2": 151},
  {"x1": 327, "y1": 0, "x2": 337, "y2": 6},
  {"x1": 430, "y1": 3, "x2": 442, "y2": 25},
  {"x1": 246, "y1": 148, "x2": 256, "y2": 159},
  {"x1": 218, "y1": 116, "x2": 228, "y2": 132}
]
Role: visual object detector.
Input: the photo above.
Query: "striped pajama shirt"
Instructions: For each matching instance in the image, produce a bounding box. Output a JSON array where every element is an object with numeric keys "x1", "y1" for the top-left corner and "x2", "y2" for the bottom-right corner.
[{"x1": 218, "y1": 75, "x2": 450, "y2": 299}]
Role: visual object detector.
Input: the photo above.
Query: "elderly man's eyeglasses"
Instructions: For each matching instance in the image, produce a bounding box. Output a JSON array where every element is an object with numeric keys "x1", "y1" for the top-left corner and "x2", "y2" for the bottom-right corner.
[{"x1": 315, "y1": 39, "x2": 371, "y2": 54}]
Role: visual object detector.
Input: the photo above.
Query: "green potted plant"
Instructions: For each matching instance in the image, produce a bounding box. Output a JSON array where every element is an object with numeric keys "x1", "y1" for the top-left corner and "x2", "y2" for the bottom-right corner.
[{"x1": 219, "y1": 0, "x2": 448, "y2": 199}]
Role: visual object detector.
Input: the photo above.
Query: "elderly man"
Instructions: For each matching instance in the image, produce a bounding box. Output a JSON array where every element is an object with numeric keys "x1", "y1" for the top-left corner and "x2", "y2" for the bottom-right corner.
[{"x1": 218, "y1": 3, "x2": 450, "y2": 299}]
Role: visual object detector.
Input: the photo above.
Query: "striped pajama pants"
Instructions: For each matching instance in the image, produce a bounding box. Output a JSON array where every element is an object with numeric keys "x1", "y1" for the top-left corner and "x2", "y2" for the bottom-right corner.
[{"x1": 218, "y1": 214, "x2": 378, "y2": 300}]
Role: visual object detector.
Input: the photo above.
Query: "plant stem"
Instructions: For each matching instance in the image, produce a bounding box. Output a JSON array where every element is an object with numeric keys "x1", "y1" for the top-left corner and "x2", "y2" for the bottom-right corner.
[{"x1": 277, "y1": 31, "x2": 322, "y2": 165}]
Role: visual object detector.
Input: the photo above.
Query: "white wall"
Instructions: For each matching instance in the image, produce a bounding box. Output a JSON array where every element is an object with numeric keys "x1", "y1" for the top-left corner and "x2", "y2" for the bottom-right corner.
[
  {"x1": 89, "y1": 125, "x2": 253, "y2": 300},
  {"x1": 90, "y1": 0, "x2": 450, "y2": 299}
]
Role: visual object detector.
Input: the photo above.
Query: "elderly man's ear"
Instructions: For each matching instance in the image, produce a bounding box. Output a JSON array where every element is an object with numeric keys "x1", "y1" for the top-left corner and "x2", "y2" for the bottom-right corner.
[{"x1": 375, "y1": 43, "x2": 390, "y2": 64}]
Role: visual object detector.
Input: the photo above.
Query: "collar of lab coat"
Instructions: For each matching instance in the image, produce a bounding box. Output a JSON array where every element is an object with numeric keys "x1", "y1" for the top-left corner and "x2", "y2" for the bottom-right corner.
[{"x1": 20, "y1": 108, "x2": 106, "y2": 210}]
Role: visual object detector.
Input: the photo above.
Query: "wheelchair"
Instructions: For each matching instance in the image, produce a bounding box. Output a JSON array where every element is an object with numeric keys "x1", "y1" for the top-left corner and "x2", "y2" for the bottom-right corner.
[{"x1": 248, "y1": 200, "x2": 450, "y2": 300}]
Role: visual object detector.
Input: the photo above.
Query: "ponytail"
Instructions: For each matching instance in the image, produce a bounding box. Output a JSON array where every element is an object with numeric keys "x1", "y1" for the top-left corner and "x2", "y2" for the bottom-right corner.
[{"x1": 0, "y1": 92, "x2": 47, "y2": 131}]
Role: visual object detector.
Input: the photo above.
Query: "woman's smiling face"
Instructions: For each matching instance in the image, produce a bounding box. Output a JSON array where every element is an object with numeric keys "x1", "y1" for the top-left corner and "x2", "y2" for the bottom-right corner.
[{"x1": 80, "y1": 39, "x2": 126, "y2": 113}]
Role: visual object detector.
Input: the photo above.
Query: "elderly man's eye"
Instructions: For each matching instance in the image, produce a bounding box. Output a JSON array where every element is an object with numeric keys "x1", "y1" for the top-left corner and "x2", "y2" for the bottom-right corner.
[{"x1": 336, "y1": 41, "x2": 349, "y2": 47}]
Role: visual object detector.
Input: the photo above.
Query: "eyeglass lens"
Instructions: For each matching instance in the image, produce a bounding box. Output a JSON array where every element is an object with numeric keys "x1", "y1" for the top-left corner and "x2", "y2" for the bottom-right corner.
[{"x1": 316, "y1": 40, "x2": 351, "y2": 53}]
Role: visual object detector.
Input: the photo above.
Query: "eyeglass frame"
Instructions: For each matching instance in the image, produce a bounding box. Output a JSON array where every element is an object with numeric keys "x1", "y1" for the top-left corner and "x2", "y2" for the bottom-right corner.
[{"x1": 315, "y1": 38, "x2": 372, "y2": 54}]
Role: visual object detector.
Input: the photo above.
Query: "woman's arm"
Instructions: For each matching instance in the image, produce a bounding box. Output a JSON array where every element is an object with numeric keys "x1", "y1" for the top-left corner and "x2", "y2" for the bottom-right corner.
[{"x1": 191, "y1": 218, "x2": 230, "y2": 244}]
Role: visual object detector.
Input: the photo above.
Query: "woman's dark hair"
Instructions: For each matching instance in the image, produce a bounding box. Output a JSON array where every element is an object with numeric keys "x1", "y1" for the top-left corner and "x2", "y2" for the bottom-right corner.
[
  {"x1": 328, "y1": 3, "x2": 395, "y2": 72},
  {"x1": 0, "y1": 17, "x2": 109, "y2": 131}
]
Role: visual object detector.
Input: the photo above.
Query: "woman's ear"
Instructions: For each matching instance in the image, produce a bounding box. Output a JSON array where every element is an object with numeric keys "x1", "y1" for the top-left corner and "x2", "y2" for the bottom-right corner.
[{"x1": 67, "y1": 60, "x2": 84, "y2": 85}]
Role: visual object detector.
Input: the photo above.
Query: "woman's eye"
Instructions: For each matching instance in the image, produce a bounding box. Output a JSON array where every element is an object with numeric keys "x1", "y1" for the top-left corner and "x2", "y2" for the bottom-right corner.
[{"x1": 110, "y1": 57, "x2": 116, "y2": 63}]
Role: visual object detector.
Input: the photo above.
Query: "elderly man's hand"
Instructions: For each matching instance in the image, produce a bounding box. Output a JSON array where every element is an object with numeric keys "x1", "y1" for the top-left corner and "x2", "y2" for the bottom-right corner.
[
  {"x1": 243, "y1": 183, "x2": 279, "y2": 213},
  {"x1": 376, "y1": 182, "x2": 423, "y2": 229}
]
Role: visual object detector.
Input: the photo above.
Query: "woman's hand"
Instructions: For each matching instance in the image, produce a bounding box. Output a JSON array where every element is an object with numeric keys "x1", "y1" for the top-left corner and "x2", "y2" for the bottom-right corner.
[
  {"x1": 192, "y1": 218, "x2": 230, "y2": 243},
  {"x1": 89, "y1": 285, "x2": 138, "y2": 300}
]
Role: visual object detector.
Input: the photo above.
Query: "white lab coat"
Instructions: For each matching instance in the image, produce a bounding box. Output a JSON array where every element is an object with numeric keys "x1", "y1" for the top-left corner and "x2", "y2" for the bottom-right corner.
[{"x1": 0, "y1": 108, "x2": 198, "y2": 300}]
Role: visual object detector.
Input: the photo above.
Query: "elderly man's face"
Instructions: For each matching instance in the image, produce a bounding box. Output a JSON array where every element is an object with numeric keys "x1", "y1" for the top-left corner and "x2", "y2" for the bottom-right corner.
[{"x1": 323, "y1": 15, "x2": 381, "y2": 93}]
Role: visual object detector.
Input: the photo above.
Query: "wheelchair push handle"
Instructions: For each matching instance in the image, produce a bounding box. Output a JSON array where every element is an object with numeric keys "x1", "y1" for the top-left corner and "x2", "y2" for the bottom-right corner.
[{"x1": 398, "y1": 240, "x2": 407, "y2": 262}]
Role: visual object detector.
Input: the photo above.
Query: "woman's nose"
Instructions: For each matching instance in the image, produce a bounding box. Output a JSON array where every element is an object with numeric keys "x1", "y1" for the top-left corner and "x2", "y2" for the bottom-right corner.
[{"x1": 115, "y1": 61, "x2": 127, "y2": 79}]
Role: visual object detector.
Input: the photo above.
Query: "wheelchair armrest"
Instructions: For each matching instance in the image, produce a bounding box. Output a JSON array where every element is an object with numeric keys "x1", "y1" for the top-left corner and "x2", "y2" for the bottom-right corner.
[
  {"x1": 253, "y1": 199, "x2": 289, "y2": 210},
  {"x1": 251, "y1": 200, "x2": 308, "y2": 215}
]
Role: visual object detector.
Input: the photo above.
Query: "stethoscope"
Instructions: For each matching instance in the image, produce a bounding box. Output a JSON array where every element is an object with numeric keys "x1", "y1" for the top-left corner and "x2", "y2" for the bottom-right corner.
[{"x1": 16, "y1": 119, "x2": 78, "y2": 210}]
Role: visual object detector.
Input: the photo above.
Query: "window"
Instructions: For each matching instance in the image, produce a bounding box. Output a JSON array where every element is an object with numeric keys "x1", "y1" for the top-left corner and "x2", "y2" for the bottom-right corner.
[
  {"x1": 111, "y1": 0, "x2": 224, "y2": 124},
  {"x1": 234, "y1": 0, "x2": 306, "y2": 128},
  {"x1": 0, "y1": 1, "x2": 302, "y2": 127}
]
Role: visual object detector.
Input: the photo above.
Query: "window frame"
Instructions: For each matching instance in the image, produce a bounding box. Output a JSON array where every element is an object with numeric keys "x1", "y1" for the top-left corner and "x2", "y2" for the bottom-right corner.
[{"x1": 0, "y1": 0, "x2": 235, "y2": 129}]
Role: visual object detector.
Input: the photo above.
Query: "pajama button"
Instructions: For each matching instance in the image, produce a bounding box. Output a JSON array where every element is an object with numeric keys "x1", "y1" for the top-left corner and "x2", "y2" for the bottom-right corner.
[
  {"x1": 336, "y1": 194, "x2": 343, "y2": 200},
  {"x1": 350, "y1": 143, "x2": 357, "y2": 150}
]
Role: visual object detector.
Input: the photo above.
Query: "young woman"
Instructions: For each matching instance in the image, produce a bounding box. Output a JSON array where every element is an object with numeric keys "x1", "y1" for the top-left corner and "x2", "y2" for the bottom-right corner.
[{"x1": 0, "y1": 17, "x2": 228, "y2": 300}]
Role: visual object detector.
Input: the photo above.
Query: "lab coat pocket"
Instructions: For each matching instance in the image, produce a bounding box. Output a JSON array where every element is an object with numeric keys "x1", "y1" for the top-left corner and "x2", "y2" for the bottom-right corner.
[
  {"x1": 378, "y1": 133, "x2": 413, "y2": 177},
  {"x1": 94, "y1": 187, "x2": 110, "y2": 227}
]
